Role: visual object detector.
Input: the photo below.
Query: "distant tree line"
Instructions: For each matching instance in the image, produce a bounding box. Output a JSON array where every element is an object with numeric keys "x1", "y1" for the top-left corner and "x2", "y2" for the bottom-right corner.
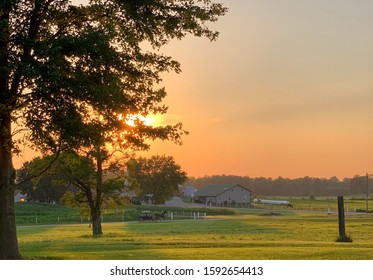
[{"x1": 186, "y1": 175, "x2": 373, "y2": 197}]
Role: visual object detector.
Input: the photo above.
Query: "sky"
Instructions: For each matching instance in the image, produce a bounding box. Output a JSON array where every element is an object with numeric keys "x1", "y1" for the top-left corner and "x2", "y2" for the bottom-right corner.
[
  {"x1": 14, "y1": 0, "x2": 373, "y2": 179},
  {"x1": 140, "y1": 0, "x2": 373, "y2": 179}
]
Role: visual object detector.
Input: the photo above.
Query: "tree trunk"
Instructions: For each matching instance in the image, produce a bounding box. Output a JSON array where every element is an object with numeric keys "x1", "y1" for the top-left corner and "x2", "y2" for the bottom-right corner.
[
  {"x1": 1, "y1": 2, "x2": 21, "y2": 257},
  {"x1": 91, "y1": 146, "x2": 103, "y2": 236},
  {"x1": 0, "y1": 113, "x2": 21, "y2": 260},
  {"x1": 86, "y1": 184, "x2": 103, "y2": 236},
  {"x1": 91, "y1": 207, "x2": 102, "y2": 236}
]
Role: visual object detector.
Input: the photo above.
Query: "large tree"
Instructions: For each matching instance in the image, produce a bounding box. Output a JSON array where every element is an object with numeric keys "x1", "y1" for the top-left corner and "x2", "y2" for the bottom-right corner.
[
  {"x1": 0, "y1": 0, "x2": 227, "y2": 259},
  {"x1": 128, "y1": 155, "x2": 187, "y2": 205}
]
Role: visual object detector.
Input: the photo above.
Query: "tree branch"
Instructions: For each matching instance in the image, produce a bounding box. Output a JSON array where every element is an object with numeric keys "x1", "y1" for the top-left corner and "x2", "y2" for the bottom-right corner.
[
  {"x1": 10, "y1": 0, "x2": 54, "y2": 106},
  {"x1": 15, "y1": 145, "x2": 61, "y2": 186}
]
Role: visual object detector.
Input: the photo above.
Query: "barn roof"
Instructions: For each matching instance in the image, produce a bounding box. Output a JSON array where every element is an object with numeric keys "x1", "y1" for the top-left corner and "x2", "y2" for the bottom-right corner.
[{"x1": 195, "y1": 184, "x2": 250, "y2": 197}]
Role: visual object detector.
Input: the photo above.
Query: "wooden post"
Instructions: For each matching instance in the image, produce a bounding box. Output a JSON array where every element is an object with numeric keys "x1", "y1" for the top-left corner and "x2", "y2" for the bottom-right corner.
[
  {"x1": 337, "y1": 196, "x2": 346, "y2": 239},
  {"x1": 366, "y1": 173, "x2": 369, "y2": 214}
]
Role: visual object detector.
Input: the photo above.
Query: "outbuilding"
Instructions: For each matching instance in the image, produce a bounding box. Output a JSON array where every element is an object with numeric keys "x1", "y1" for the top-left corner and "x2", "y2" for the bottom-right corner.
[{"x1": 195, "y1": 184, "x2": 251, "y2": 207}]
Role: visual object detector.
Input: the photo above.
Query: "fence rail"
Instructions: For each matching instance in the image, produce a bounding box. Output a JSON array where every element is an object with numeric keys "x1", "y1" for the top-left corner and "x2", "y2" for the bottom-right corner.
[{"x1": 16, "y1": 210, "x2": 212, "y2": 225}]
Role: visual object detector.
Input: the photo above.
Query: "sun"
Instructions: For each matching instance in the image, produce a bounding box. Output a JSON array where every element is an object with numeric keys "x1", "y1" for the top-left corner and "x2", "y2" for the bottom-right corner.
[
  {"x1": 144, "y1": 114, "x2": 164, "y2": 126},
  {"x1": 119, "y1": 113, "x2": 164, "y2": 127}
]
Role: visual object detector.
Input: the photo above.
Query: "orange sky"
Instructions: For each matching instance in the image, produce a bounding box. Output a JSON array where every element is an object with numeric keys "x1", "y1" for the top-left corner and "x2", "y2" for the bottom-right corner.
[
  {"x1": 14, "y1": 0, "x2": 373, "y2": 179},
  {"x1": 140, "y1": 0, "x2": 373, "y2": 179}
]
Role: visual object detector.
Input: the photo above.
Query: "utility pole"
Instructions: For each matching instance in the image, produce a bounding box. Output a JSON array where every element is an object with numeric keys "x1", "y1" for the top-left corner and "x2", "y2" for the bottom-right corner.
[
  {"x1": 366, "y1": 173, "x2": 370, "y2": 214},
  {"x1": 365, "y1": 172, "x2": 369, "y2": 214}
]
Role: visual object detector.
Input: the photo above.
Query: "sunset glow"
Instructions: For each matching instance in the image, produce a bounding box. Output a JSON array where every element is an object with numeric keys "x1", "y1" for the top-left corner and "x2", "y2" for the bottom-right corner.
[
  {"x1": 13, "y1": 0, "x2": 373, "y2": 180},
  {"x1": 121, "y1": 114, "x2": 164, "y2": 127}
]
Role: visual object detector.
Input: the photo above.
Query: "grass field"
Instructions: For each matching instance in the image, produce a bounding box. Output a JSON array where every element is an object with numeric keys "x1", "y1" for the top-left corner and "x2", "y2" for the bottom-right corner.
[
  {"x1": 252, "y1": 197, "x2": 373, "y2": 213},
  {"x1": 17, "y1": 209, "x2": 373, "y2": 260}
]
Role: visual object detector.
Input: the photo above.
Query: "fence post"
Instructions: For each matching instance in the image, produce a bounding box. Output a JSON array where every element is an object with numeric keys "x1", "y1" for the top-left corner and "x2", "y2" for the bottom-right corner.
[
  {"x1": 193, "y1": 212, "x2": 196, "y2": 220},
  {"x1": 338, "y1": 196, "x2": 346, "y2": 240},
  {"x1": 171, "y1": 212, "x2": 174, "y2": 220},
  {"x1": 204, "y1": 212, "x2": 206, "y2": 220}
]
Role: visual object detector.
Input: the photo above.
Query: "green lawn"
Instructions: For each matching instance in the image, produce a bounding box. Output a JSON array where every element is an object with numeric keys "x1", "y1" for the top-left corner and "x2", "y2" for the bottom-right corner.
[{"x1": 17, "y1": 211, "x2": 373, "y2": 260}]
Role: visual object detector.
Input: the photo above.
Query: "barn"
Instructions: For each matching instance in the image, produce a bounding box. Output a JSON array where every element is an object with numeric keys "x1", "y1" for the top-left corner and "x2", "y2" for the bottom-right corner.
[{"x1": 195, "y1": 184, "x2": 251, "y2": 207}]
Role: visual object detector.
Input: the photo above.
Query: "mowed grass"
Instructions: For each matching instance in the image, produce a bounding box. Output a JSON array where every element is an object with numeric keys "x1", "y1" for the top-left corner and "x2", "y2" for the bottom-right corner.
[
  {"x1": 17, "y1": 211, "x2": 373, "y2": 260},
  {"x1": 289, "y1": 198, "x2": 373, "y2": 212},
  {"x1": 252, "y1": 197, "x2": 373, "y2": 213}
]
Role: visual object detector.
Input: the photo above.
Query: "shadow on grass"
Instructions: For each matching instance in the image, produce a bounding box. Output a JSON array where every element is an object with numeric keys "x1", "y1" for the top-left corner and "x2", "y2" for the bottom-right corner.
[{"x1": 126, "y1": 218, "x2": 284, "y2": 237}]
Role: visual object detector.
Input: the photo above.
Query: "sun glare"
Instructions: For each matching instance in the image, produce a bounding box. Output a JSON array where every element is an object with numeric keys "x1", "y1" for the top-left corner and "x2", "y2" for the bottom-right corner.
[
  {"x1": 119, "y1": 113, "x2": 164, "y2": 127},
  {"x1": 145, "y1": 114, "x2": 164, "y2": 126}
]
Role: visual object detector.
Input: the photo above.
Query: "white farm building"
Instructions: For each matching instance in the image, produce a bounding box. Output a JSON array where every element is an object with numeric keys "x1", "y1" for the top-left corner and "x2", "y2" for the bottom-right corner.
[{"x1": 195, "y1": 184, "x2": 251, "y2": 207}]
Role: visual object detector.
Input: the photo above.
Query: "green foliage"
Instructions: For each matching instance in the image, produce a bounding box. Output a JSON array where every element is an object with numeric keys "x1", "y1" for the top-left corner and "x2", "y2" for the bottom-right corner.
[
  {"x1": 17, "y1": 152, "x2": 96, "y2": 203},
  {"x1": 5, "y1": 0, "x2": 227, "y2": 154},
  {"x1": 25, "y1": 151, "x2": 130, "y2": 207},
  {"x1": 15, "y1": 202, "x2": 81, "y2": 225},
  {"x1": 17, "y1": 158, "x2": 70, "y2": 203},
  {"x1": 128, "y1": 155, "x2": 187, "y2": 204},
  {"x1": 59, "y1": 191, "x2": 91, "y2": 217}
]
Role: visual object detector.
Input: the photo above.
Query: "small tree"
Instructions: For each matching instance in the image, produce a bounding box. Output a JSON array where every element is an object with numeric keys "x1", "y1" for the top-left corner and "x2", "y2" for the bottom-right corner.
[
  {"x1": 25, "y1": 152, "x2": 137, "y2": 235},
  {"x1": 128, "y1": 155, "x2": 187, "y2": 205}
]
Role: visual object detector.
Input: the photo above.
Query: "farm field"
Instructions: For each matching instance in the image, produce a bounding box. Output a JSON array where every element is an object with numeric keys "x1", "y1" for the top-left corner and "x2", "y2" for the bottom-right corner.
[
  {"x1": 17, "y1": 210, "x2": 373, "y2": 260},
  {"x1": 252, "y1": 197, "x2": 373, "y2": 213}
]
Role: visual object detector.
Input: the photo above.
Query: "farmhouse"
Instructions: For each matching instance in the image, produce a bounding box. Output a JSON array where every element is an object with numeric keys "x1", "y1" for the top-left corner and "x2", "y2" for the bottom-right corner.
[{"x1": 195, "y1": 184, "x2": 251, "y2": 207}]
